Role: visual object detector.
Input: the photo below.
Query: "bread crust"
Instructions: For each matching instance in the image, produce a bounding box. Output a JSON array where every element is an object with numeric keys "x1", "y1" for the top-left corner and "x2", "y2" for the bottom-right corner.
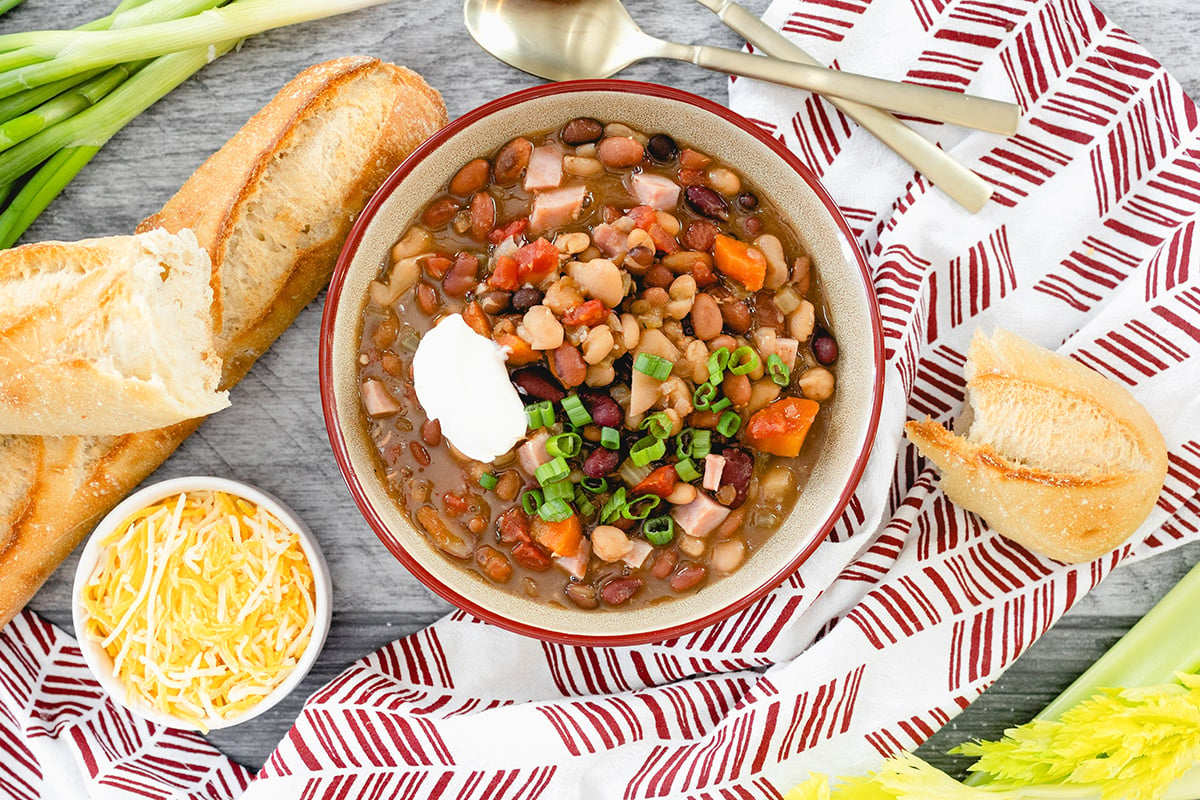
[
  {"x1": 0, "y1": 57, "x2": 446, "y2": 627},
  {"x1": 905, "y1": 328, "x2": 1168, "y2": 563}
]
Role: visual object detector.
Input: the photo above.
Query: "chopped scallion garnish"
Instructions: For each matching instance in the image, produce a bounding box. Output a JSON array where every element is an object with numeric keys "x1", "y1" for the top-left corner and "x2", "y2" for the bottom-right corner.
[
  {"x1": 633, "y1": 352, "x2": 672, "y2": 380},
  {"x1": 581, "y1": 476, "x2": 609, "y2": 494},
  {"x1": 545, "y1": 432, "x2": 582, "y2": 459},
  {"x1": 692, "y1": 429, "x2": 712, "y2": 458},
  {"x1": 643, "y1": 515, "x2": 675, "y2": 545},
  {"x1": 710, "y1": 396, "x2": 732, "y2": 413},
  {"x1": 692, "y1": 380, "x2": 718, "y2": 410},
  {"x1": 525, "y1": 400, "x2": 555, "y2": 429},
  {"x1": 640, "y1": 411, "x2": 673, "y2": 440},
  {"x1": 520, "y1": 489, "x2": 543, "y2": 515},
  {"x1": 729, "y1": 345, "x2": 760, "y2": 375},
  {"x1": 674, "y1": 458, "x2": 701, "y2": 482},
  {"x1": 767, "y1": 353, "x2": 791, "y2": 386},
  {"x1": 600, "y1": 426, "x2": 621, "y2": 450},
  {"x1": 717, "y1": 411, "x2": 742, "y2": 437},
  {"x1": 542, "y1": 480, "x2": 574, "y2": 502},
  {"x1": 479, "y1": 472, "x2": 498, "y2": 490},
  {"x1": 538, "y1": 498, "x2": 574, "y2": 522},
  {"x1": 707, "y1": 347, "x2": 730, "y2": 385},
  {"x1": 622, "y1": 494, "x2": 661, "y2": 520},
  {"x1": 561, "y1": 394, "x2": 593, "y2": 427},
  {"x1": 534, "y1": 456, "x2": 570, "y2": 486},
  {"x1": 629, "y1": 435, "x2": 666, "y2": 466},
  {"x1": 600, "y1": 486, "x2": 627, "y2": 524}
]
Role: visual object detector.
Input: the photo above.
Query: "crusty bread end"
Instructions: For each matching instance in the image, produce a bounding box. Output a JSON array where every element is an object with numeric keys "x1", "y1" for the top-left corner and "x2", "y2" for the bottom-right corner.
[{"x1": 905, "y1": 328, "x2": 1168, "y2": 563}]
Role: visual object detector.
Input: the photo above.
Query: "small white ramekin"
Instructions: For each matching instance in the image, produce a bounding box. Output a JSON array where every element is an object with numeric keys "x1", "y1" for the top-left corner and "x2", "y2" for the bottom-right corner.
[{"x1": 72, "y1": 476, "x2": 332, "y2": 731}]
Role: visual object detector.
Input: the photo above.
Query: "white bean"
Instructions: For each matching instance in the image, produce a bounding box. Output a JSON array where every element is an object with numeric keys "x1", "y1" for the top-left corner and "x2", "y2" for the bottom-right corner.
[
  {"x1": 592, "y1": 525, "x2": 634, "y2": 562},
  {"x1": 666, "y1": 482, "x2": 698, "y2": 506},
  {"x1": 583, "y1": 325, "x2": 615, "y2": 365},
  {"x1": 788, "y1": 300, "x2": 816, "y2": 342},
  {"x1": 709, "y1": 539, "x2": 746, "y2": 573},
  {"x1": 797, "y1": 366, "x2": 836, "y2": 401},
  {"x1": 519, "y1": 305, "x2": 564, "y2": 350}
]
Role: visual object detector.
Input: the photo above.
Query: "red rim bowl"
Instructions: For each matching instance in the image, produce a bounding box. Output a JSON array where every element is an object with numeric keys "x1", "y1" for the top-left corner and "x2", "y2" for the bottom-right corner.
[{"x1": 320, "y1": 80, "x2": 884, "y2": 646}]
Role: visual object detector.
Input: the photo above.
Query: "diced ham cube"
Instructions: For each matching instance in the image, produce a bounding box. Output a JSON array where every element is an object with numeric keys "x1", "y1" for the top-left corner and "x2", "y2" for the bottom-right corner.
[
  {"x1": 361, "y1": 379, "x2": 400, "y2": 416},
  {"x1": 591, "y1": 223, "x2": 628, "y2": 258},
  {"x1": 774, "y1": 337, "x2": 800, "y2": 371},
  {"x1": 672, "y1": 493, "x2": 731, "y2": 539},
  {"x1": 623, "y1": 538, "x2": 654, "y2": 569},
  {"x1": 518, "y1": 430, "x2": 550, "y2": 474},
  {"x1": 555, "y1": 538, "x2": 591, "y2": 580},
  {"x1": 529, "y1": 185, "x2": 586, "y2": 233},
  {"x1": 524, "y1": 144, "x2": 564, "y2": 191},
  {"x1": 631, "y1": 172, "x2": 681, "y2": 210},
  {"x1": 702, "y1": 454, "x2": 726, "y2": 491}
]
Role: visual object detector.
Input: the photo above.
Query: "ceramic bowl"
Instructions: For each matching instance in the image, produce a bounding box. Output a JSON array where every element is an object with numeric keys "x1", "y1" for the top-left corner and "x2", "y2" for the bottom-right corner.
[
  {"x1": 72, "y1": 476, "x2": 332, "y2": 730},
  {"x1": 321, "y1": 80, "x2": 883, "y2": 645}
]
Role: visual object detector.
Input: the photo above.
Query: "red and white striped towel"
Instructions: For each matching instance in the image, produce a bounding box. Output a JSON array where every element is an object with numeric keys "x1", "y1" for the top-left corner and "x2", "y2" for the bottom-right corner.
[{"x1": 4, "y1": 0, "x2": 1200, "y2": 797}]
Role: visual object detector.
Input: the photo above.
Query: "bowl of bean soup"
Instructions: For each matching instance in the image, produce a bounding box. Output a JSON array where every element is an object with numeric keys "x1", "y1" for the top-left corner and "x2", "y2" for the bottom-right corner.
[{"x1": 320, "y1": 80, "x2": 883, "y2": 644}]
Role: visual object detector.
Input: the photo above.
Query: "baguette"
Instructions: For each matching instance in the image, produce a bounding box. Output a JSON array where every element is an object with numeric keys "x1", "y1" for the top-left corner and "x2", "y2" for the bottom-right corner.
[
  {"x1": 0, "y1": 228, "x2": 228, "y2": 435},
  {"x1": 905, "y1": 328, "x2": 1168, "y2": 563},
  {"x1": 0, "y1": 56, "x2": 447, "y2": 627}
]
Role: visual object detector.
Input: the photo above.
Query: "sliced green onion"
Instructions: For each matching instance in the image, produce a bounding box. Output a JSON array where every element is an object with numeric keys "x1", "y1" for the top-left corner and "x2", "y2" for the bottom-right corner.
[
  {"x1": 692, "y1": 429, "x2": 712, "y2": 458},
  {"x1": 633, "y1": 352, "x2": 672, "y2": 380},
  {"x1": 545, "y1": 432, "x2": 582, "y2": 459},
  {"x1": 643, "y1": 515, "x2": 675, "y2": 545},
  {"x1": 767, "y1": 353, "x2": 791, "y2": 386},
  {"x1": 692, "y1": 380, "x2": 718, "y2": 410},
  {"x1": 581, "y1": 476, "x2": 609, "y2": 494},
  {"x1": 574, "y1": 487, "x2": 596, "y2": 518},
  {"x1": 600, "y1": 426, "x2": 621, "y2": 450},
  {"x1": 674, "y1": 458, "x2": 701, "y2": 482},
  {"x1": 710, "y1": 396, "x2": 732, "y2": 413},
  {"x1": 707, "y1": 347, "x2": 730, "y2": 385},
  {"x1": 717, "y1": 411, "x2": 742, "y2": 437},
  {"x1": 525, "y1": 400, "x2": 555, "y2": 429},
  {"x1": 675, "y1": 428, "x2": 694, "y2": 460},
  {"x1": 622, "y1": 494, "x2": 661, "y2": 520},
  {"x1": 562, "y1": 394, "x2": 593, "y2": 427},
  {"x1": 535, "y1": 456, "x2": 570, "y2": 486},
  {"x1": 542, "y1": 480, "x2": 574, "y2": 502},
  {"x1": 729, "y1": 345, "x2": 760, "y2": 375},
  {"x1": 521, "y1": 489, "x2": 543, "y2": 515},
  {"x1": 538, "y1": 498, "x2": 574, "y2": 522},
  {"x1": 629, "y1": 435, "x2": 666, "y2": 467},
  {"x1": 600, "y1": 486, "x2": 627, "y2": 524},
  {"x1": 479, "y1": 472, "x2": 498, "y2": 490},
  {"x1": 641, "y1": 411, "x2": 673, "y2": 440}
]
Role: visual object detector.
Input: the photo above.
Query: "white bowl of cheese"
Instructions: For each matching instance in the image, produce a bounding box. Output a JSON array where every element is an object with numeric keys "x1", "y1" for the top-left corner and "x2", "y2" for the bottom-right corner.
[{"x1": 72, "y1": 476, "x2": 332, "y2": 732}]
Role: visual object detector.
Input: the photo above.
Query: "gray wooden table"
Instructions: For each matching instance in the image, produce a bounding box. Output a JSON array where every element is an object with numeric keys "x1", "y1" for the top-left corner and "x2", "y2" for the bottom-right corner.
[{"x1": 16, "y1": 0, "x2": 1198, "y2": 777}]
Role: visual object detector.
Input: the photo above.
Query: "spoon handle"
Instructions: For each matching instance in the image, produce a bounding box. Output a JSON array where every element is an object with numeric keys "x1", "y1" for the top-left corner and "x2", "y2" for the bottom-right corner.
[
  {"x1": 693, "y1": 0, "x2": 993, "y2": 212},
  {"x1": 664, "y1": 39, "x2": 1019, "y2": 137}
]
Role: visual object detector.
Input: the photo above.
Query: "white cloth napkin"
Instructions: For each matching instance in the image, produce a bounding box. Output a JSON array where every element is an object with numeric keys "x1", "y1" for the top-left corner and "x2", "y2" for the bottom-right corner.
[{"x1": 3, "y1": 0, "x2": 1199, "y2": 797}]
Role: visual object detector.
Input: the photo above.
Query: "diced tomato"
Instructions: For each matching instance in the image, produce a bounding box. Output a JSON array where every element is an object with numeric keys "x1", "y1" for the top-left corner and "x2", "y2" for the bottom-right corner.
[
  {"x1": 745, "y1": 397, "x2": 820, "y2": 457},
  {"x1": 531, "y1": 514, "x2": 583, "y2": 558},
  {"x1": 648, "y1": 223, "x2": 680, "y2": 254},
  {"x1": 488, "y1": 254, "x2": 520, "y2": 290},
  {"x1": 488, "y1": 217, "x2": 528, "y2": 244},
  {"x1": 562, "y1": 299, "x2": 607, "y2": 327},
  {"x1": 633, "y1": 465, "x2": 678, "y2": 499},
  {"x1": 494, "y1": 332, "x2": 541, "y2": 365},
  {"x1": 442, "y1": 492, "x2": 469, "y2": 515},
  {"x1": 425, "y1": 255, "x2": 453, "y2": 279},
  {"x1": 514, "y1": 237, "x2": 559, "y2": 285},
  {"x1": 627, "y1": 204, "x2": 657, "y2": 230}
]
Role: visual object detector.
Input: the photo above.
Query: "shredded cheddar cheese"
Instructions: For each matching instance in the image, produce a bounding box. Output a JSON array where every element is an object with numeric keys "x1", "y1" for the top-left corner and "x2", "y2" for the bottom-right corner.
[{"x1": 81, "y1": 490, "x2": 316, "y2": 731}]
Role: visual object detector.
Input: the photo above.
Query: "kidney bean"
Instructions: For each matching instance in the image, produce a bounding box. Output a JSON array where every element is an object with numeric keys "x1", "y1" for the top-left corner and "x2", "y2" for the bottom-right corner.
[
  {"x1": 600, "y1": 577, "x2": 643, "y2": 606},
  {"x1": 511, "y1": 365, "x2": 565, "y2": 401},
  {"x1": 415, "y1": 281, "x2": 439, "y2": 315},
  {"x1": 475, "y1": 546, "x2": 512, "y2": 583},
  {"x1": 478, "y1": 290, "x2": 511, "y2": 315},
  {"x1": 409, "y1": 440, "x2": 431, "y2": 467},
  {"x1": 689, "y1": 292, "x2": 723, "y2": 340},
  {"x1": 420, "y1": 418, "x2": 442, "y2": 447},
  {"x1": 684, "y1": 186, "x2": 729, "y2": 220},
  {"x1": 682, "y1": 220, "x2": 718, "y2": 252},
  {"x1": 416, "y1": 505, "x2": 471, "y2": 559},
  {"x1": 812, "y1": 329, "x2": 838, "y2": 365},
  {"x1": 511, "y1": 287, "x2": 543, "y2": 312},
  {"x1": 719, "y1": 447, "x2": 753, "y2": 509},
  {"x1": 462, "y1": 301, "x2": 491, "y2": 337},
  {"x1": 579, "y1": 390, "x2": 623, "y2": 427},
  {"x1": 670, "y1": 562, "x2": 706, "y2": 592},
  {"x1": 493, "y1": 137, "x2": 533, "y2": 184},
  {"x1": 450, "y1": 158, "x2": 490, "y2": 196},
  {"x1": 551, "y1": 343, "x2": 588, "y2": 388},
  {"x1": 743, "y1": 216, "x2": 763, "y2": 237},
  {"x1": 721, "y1": 373, "x2": 752, "y2": 408},
  {"x1": 650, "y1": 549, "x2": 678, "y2": 579},
  {"x1": 469, "y1": 192, "x2": 495, "y2": 241},
  {"x1": 582, "y1": 447, "x2": 620, "y2": 479},
  {"x1": 644, "y1": 264, "x2": 674, "y2": 289},
  {"x1": 562, "y1": 117, "x2": 604, "y2": 145},
  {"x1": 565, "y1": 583, "x2": 599, "y2": 609},
  {"x1": 496, "y1": 507, "x2": 532, "y2": 544},
  {"x1": 442, "y1": 253, "x2": 479, "y2": 298},
  {"x1": 422, "y1": 197, "x2": 460, "y2": 229},
  {"x1": 720, "y1": 299, "x2": 752, "y2": 334},
  {"x1": 494, "y1": 471, "x2": 523, "y2": 503},
  {"x1": 737, "y1": 192, "x2": 759, "y2": 210},
  {"x1": 597, "y1": 136, "x2": 645, "y2": 168},
  {"x1": 646, "y1": 133, "x2": 679, "y2": 162},
  {"x1": 754, "y1": 290, "x2": 784, "y2": 330},
  {"x1": 512, "y1": 541, "x2": 552, "y2": 571}
]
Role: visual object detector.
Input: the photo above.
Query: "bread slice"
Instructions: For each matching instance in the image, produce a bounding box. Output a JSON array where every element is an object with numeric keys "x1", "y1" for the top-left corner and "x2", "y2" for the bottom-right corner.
[
  {"x1": 0, "y1": 57, "x2": 446, "y2": 626},
  {"x1": 0, "y1": 229, "x2": 229, "y2": 435},
  {"x1": 905, "y1": 328, "x2": 1168, "y2": 563}
]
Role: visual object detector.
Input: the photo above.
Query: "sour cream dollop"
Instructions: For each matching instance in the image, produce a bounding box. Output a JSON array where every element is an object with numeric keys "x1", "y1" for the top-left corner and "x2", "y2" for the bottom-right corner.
[{"x1": 412, "y1": 314, "x2": 526, "y2": 463}]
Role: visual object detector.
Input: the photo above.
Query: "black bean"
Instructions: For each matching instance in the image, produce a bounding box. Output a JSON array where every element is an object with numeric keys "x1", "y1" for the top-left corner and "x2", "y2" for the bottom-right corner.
[
  {"x1": 562, "y1": 117, "x2": 604, "y2": 145},
  {"x1": 582, "y1": 447, "x2": 621, "y2": 478},
  {"x1": 579, "y1": 390, "x2": 624, "y2": 428},
  {"x1": 511, "y1": 366, "x2": 565, "y2": 401},
  {"x1": 813, "y1": 329, "x2": 839, "y2": 365},
  {"x1": 685, "y1": 185, "x2": 729, "y2": 220},
  {"x1": 511, "y1": 287, "x2": 543, "y2": 312},
  {"x1": 646, "y1": 133, "x2": 679, "y2": 162}
]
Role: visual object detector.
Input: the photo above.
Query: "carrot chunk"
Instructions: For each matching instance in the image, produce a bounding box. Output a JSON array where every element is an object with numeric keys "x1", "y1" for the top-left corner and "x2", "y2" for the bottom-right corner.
[
  {"x1": 495, "y1": 332, "x2": 541, "y2": 365},
  {"x1": 531, "y1": 514, "x2": 583, "y2": 558},
  {"x1": 745, "y1": 397, "x2": 820, "y2": 457},
  {"x1": 634, "y1": 465, "x2": 678, "y2": 499},
  {"x1": 712, "y1": 234, "x2": 767, "y2": 292}
]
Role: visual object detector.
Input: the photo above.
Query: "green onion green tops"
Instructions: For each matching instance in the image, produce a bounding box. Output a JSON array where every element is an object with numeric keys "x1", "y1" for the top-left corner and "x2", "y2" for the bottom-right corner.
[{"x1": 633, "y1": 352, "x2": 672, "y2": 380}]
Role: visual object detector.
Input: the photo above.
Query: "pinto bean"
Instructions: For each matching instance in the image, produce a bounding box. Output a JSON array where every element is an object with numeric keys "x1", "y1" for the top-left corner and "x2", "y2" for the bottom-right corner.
[
  {"x1": 469, "y1": 192, "x2": 495, "y2": 240},
  {"x1": 416, "y1": 505, "x2": 471, "y2": 559},
  {"x1": 478, "y1": 290, "x2": 511, "y2": 315},
  {"x1": 565, "y1": 583, "x2": 599, "y2": 609},
  {"x1": 562, "y1": 117, "x2": 604, "y2": 145},
  {"x1": 493, "y1": 137, "x2": 533, "y2": 184},
  {"x1": 372, "y1": 310, "x2": 399, "y2": 348},
  {"x1": 475, "y1": 545, "x2": 512, "y2": 582},
  {"x1": 597, "y1": 136, "x2": 644, "y2": 168},
  {"x1": 422, "y1": 197, "x2": 459, "y2": 229},
  {"x1": 600, "y1": 577, "x2": 643, "y2": 606},
  {"x1": 792, "y1": 255, "x2": 812, "y2": 295},
  {"x1": 645, "y1": 264, "x2": 674, "y2": 289},
  {"x1": 409, "y1": 441, "x2": 431, "y2": 466},
  {"x1": 415, "y1": 281, "x2": 439, "y2": 315},
  {"x1": 442, "y1": 253, "x2": 479, "y2": 297},
  {"x1": 688, "y1": 293, "x2": 723, "y2": 340},
  {"x1": 420, "y1": 418, "x2": 442, "y2": 447},
  {"x1": 754, "y1": 290, "x2": 784, "y2": 330},
  {"x1": 551, "y1": 343, "x2": 588, "y2": 388},
  {"x1": 495, "y1": 471, "x2": 523, "y2": 502},
  {"x1": 721, "y1": 299, "x2": 752, "y2": 334},
  {"x1": 450, "y1": 159, "x2": 490, "y2": 196},
  {"x1": 721, "y1": 373, "x2": 752, "y2": 408},
  {"x1": 670, "y1": 562, "x2": 706, "y2": 592},
  {"x1": 511, "y1": 365, "x2": 566, "y2": 401},
  {"x1": 651, "y1": 549, "x2": 678, "y2": 579}
]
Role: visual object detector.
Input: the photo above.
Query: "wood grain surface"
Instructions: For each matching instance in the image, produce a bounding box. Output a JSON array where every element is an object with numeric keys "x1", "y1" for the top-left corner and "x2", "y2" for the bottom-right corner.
[{"x1": 13, "y1": 0, "x2": 1198, "y2": 774}]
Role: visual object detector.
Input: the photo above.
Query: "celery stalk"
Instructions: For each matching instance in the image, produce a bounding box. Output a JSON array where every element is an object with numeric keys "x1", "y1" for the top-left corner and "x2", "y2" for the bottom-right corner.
[{"x1": 0, "y1": 0, "x2": 387, "y2": 99}]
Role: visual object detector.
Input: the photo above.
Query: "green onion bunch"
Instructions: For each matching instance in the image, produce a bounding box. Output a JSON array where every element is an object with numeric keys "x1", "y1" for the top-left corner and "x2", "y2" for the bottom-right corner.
[{"x1": 0, "y1": 0, "x2": 386, "y2": 248}]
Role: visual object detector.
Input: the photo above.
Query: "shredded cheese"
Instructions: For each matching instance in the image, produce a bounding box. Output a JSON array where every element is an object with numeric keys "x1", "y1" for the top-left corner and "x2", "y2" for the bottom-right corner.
[{"x1": 81, "y1": 490, "x2": 316, "y2": 731}]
